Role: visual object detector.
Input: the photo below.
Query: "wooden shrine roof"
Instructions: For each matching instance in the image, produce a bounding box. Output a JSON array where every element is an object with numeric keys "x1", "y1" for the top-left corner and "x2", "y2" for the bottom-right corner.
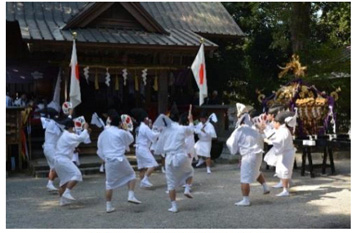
[
  {"x1": 6, "y1": 2, "x2": 243, "y2": 49},
  {"x1": 141, "y1": 2, "x2": 244, "y2": 37}
]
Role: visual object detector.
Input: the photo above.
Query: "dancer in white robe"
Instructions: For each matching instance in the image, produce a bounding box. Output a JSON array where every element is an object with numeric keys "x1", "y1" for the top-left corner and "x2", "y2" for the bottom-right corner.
[
  {"x1": 227, "y1": 110, "x2": 270, "y2": 206},
  {"x1": 154, "y1": 113, "x2": 194, "y2": 213},
  {"x1": 180, "y1": 112, "x2": 196, "y2": 192},
  {"x1": 54, "y1": 119, "x2": 90, "y2": 206},
  {"x1": 135, "y1": 110, "x2": 160, "y2": 188},
  {"x1": 41, "y1": 106, "x2": 74, "y2": 192},
  {"x1": 194, "y1": 111, "x2": 217, "y2": 173},
  {"x1": 263, "y1": 105, "x2": 284, "y2": 164},
  {"x1": 264, "y1": 111, "x2": 296, "y2": 197},
  {"x1": 41, "y1": 117, "x2": 62, "y2": 191},
  {"x1": 262, "y1": 104, "x2": 287, "y2": 188},
  {"x1": 97, "y1": 115, "x2": 141, "y2": 213}
]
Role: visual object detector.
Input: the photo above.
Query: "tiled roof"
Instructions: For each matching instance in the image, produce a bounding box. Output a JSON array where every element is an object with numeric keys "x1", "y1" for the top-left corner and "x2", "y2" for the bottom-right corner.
[
  {"x1": 6, "y1": 2, "x2": 243, "y2": 47},
  {"x1": 141, "y1": 2, "x2": 244, "y2": 36}
]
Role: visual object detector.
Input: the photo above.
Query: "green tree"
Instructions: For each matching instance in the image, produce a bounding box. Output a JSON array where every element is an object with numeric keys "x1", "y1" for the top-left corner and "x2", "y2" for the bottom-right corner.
[{"x1": 216, "y1": 2, "x2": 350, "y2": 131}]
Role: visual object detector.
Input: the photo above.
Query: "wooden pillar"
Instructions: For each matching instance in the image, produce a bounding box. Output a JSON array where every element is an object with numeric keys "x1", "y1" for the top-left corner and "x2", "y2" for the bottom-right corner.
[{"x1": 158, "y1": 70, "x2": 168, "y2": 114}]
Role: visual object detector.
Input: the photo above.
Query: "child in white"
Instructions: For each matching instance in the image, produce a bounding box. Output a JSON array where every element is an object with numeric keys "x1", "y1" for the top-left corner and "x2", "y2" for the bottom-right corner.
[
  {"x1": 136, "y1": 118, "x2": 160, "y2": 188},
  {"x1": 194, "y1": 112, "x2": 217, "y2": 173},
  {"x1": 265, "y1": 111, "x2": 296, "y2": 197}
]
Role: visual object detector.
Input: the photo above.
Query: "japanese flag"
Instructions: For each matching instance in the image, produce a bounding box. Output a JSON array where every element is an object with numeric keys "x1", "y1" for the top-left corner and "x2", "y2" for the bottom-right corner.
[
  {"x1": 191, "y1": 43, "x2": 208, "y2": 106},
  {"x1": 69, "y1": 40, "x2": 81, "y2": 108}
]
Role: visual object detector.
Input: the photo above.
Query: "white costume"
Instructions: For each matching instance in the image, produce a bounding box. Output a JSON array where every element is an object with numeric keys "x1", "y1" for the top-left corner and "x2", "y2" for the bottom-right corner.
[
  {"x1": 155, "y1": 122, "x2": 194, "y2": 190},
  {"x1": 135, "y1": 122, "x2": 159, "y2": 169},
  {"x1": 263, "y1": 121, "x2": 278, "y2": 166},
  {"x1": 270, "y1": 125, "x2": 296, "y2": 179},
  {"x1": 97, "y1": 126, "x2": 136, "y2": 190},
  {"x1": 194, "y1": 122, "x2": 217, "y2": 157},
  {"x1": 42, "y1": 118, "x2": 62, "y2": 169},
  {"x1": 226, "y1": 125, "x2": 264, "y2": 183},
  {"x1": 54, "y1": 129, "x2": 89, "y2": 187}
]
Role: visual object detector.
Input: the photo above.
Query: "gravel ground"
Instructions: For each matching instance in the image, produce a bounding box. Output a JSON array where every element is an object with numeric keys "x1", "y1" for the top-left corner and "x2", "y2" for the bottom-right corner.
[{"x1": 6, "y1": 158, "x2": 351, "y2": 229}]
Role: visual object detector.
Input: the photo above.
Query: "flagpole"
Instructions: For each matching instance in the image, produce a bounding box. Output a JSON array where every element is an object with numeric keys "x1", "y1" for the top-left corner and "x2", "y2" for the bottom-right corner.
[{"x1": 66, "y1": 32, "x2": 77, "y2": 101}]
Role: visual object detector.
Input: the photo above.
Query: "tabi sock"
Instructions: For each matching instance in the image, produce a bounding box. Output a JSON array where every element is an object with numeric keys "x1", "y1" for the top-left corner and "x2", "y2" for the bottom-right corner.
[
  {"x1": 171, "y1": 201, "x2": 177, "y2": 209},
  {"x1": 128, "y1": 190, "x2": 135, "y2": 199},
  {"x1": 243, "y1": 196, "x2": 250, "y2": 202},
  {"x1": 184, "y1": 184, "x2": 191, "y2": 193},
  {"x1": 262, "y1": 183, "x2": 269, "y2": 191},
  {"x1": 64, "y1": 188, "x2": 71, "y2": 195}
]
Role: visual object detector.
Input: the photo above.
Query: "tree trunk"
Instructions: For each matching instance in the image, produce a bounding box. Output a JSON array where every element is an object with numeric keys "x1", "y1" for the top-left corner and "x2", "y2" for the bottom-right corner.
[{"x1": 290, "y1": 2, "x2": 311, "y2": 55}]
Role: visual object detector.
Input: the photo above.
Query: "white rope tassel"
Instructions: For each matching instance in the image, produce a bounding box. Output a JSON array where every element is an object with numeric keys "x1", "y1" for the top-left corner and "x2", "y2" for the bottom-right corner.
[
  {"x1": 105, "y1": 68, "x2": 111, "y2": 87},
  {"x1": 142, "y1": 68, "x2": 148, "y2": 85},
  {"x1": 83, "y1": 66, "x2": 89, "y2": 84},
  {"x1": 123, "y1": 68, "x2": 128, "y2": 86}
]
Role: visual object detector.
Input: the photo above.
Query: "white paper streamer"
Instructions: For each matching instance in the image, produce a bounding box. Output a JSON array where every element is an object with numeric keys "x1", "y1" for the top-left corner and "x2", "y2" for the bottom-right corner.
[
  {"x1": 105, "y1": 68, "x2": 110, "y2": 87},
  {"x1": 83, "y1": 66, "x2": 89, "y2": 84},
  {"x1": 142, "y1": 68, "x2": 148, "y2": 85},
  {"x1": 123, "y1": 68, "x2": 128, "y2": 86}
]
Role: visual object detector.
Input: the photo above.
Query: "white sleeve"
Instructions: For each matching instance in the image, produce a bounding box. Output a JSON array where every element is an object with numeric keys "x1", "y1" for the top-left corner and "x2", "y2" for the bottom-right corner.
[
  {"x1": 96, "y1": 132, "x2": 105, "y2": 161},
  {"x1": 226, "y1": 129, "x2": 240, "y2": 155},
  {"x1": 154, "y1": 131, "x2": 166, "y2": 155},
  {"x1": 145, "y1": 127, "x2": 160, "y2": 143},
  {"x1": 271, "y1": 129, "x2": 286, "y2": 155},
  {"x1": 123, "y1": 131, "x2": 134, "y2": 147}
]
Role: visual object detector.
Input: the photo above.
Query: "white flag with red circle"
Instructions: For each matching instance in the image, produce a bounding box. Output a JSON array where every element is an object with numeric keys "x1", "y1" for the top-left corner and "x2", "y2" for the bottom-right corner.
[
  {"x1": 191, "y1": 43, "x2": 208, "y2": 106},
  {"x1": 69, "y1": 40, "x2": 81, "y2": 108}
]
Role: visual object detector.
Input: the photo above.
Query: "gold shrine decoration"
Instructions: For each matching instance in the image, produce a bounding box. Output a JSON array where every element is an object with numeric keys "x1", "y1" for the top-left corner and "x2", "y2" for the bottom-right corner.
[
  {"x1": 256, "y1": 89, "x2": 265, "y2": 103},
  {"x1": 330, "y1": 87, "x2": 341, "y2": 101},
  {"x1": 278, "y1": 54, "x2": 307, "y2": 79}
]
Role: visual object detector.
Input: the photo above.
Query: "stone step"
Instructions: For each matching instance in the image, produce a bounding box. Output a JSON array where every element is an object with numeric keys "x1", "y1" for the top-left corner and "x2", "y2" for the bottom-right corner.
[{"x1": 28, "y1": 154, "x2": 160, "y2": 177}]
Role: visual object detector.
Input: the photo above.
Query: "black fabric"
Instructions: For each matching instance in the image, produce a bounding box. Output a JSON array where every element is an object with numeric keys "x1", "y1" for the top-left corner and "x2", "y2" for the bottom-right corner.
[
  {"x1": 110, "y1": 114, "x2": 121, "y2": 127},
  {"x1": 275, "y1": 111, "x2": 294, "y2": 124},
  {"x1": 179, "y1": 112, "x2": 189, "y2": 125},
  {"x1": 268, "y1": 104, "x2": 284, "y2": 115},
  {"x1": 130, "y1": 108, "x2": 148, "y2": 123},
  {"x1": 199, "y1": 111, "x2": 208, "y2": 119}
]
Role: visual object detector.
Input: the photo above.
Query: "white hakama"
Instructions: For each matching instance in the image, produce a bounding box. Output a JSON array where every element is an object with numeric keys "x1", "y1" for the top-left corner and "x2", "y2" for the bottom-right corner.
[
  {"x1": 270, "y1": 125, "x2": 296, "y2": 179},
  {"x1": 135, "y1": 122, "x2": 159, "y2": 169},
  {"x1": 194, "y1": 122, "x2": 217, "y2": 158},
  {"x1": 263, "y1": 147, "x2": 277, "y2": 167},
  {"x1": 54, "y1": 130, "x2": 89, "y2": 187},
  {"x1": 97, "y1": 126, "x2": 136, "y2": 190},
  {"x1": 105, "y1": 158, "x2": 136, "y2": 190},
  {"x1": 263, "y1": 122, "x2": 278, "y2": 166},
  {"x1": 226, "y1": 125, "x2": 263, "y2": 183},
  {"x1": 41, "y1": 118, "x2": 62, "y2": 169},
  {"x1": 165, "y1": 152, "x2": 194, "y2": 190},
  {"x1": 155, "y1": 122, "x2": 194, "y2": 190}
]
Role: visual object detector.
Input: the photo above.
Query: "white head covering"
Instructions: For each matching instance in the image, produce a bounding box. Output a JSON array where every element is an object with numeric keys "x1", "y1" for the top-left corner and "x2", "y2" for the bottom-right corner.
[
  {"x1": 153, "y1": 114, "x2": 173, "y2": 129},
  {"x1": 236, "y1": 103, "x2": 248, "y2": 117},
  {"x1": 235, "y1": 113, "x2": 253, "y2": 128}
]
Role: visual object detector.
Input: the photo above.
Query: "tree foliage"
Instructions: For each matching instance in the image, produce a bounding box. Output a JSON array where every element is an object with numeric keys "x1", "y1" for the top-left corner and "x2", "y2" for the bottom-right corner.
[{"x1": 211, "y1": 2, "x2": 350, "y2": 131}]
